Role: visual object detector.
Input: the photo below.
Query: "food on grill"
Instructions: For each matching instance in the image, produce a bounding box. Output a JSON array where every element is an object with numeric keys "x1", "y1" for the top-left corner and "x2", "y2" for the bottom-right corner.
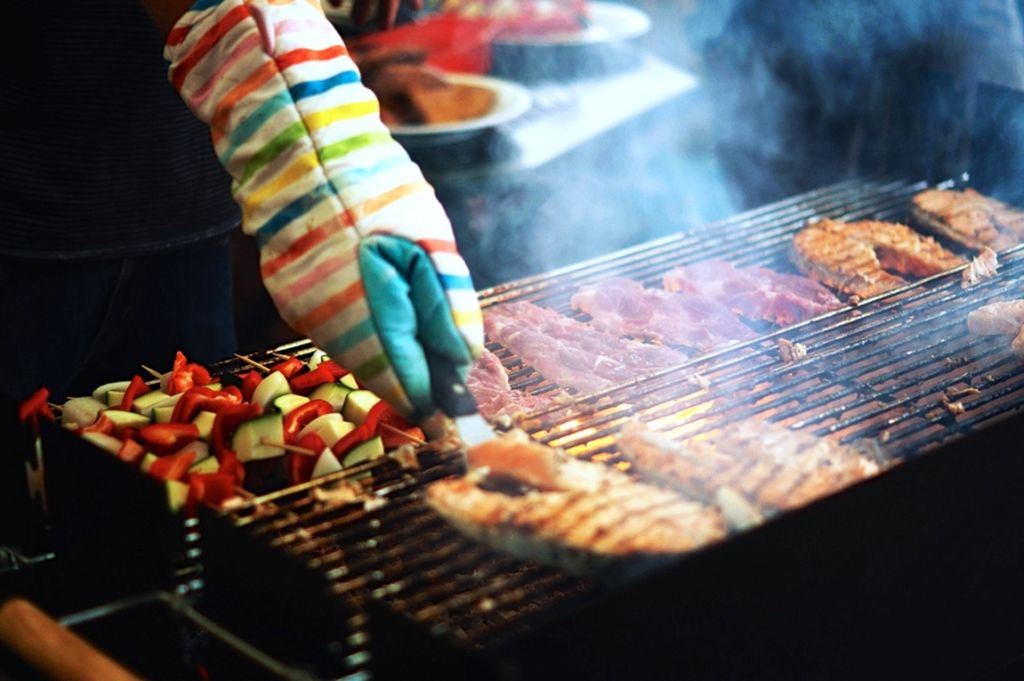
[
  {"x1": 966, "y1": 300, "x2": 1024, "y2": 336},
  {"x1": 910, "y1": 188, "x2": 1024, "y2": 251},
  {"x1": 467, "y1": 348, "x2": 561, "y2": 419},
  {"x1": 353, "y1": 46, "x2": 496, "y2": 126},
  {"x1": 967, "y1": 299, "x2": 1024, "y2": 356},
  {"x1": 426, "y1": 432, "x2": 726, "y2": 577},
  {"x1": 792, "y1": 219, "x2": 965, "y2": 298},
  {"x1": 569, "y1": 277, "x2": 756, "y2": 351},
  {"x1": 961, "y1": 247, "x2": 999, "y2": 288},
  {"x1": 616, "y1": 419, "x2": 881, "y2": 518},
  {"x1": 483, "y1": 301, "x2": 688, "y2": 393},
  {"x1": 777, "y1": 338, "x2": 807, "y2": 363},
  {"x1": 662, "y1": 259, "x2": 842, "y2": 325},
  {"x1": 48, "y1": 350, "x2": 422, "y2": 512}
]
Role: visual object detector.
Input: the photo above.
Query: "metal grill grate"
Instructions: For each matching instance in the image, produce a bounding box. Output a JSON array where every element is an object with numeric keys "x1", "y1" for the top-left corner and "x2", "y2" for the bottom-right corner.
[{"x1": 215, "y1": 178, "x2": 1024, "y2": 677}]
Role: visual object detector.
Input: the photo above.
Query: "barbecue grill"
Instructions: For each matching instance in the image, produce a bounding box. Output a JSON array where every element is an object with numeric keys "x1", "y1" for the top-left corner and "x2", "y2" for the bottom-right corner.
[{"x1": 30, "y1": 177, "x2": 1024, "y2": 680}]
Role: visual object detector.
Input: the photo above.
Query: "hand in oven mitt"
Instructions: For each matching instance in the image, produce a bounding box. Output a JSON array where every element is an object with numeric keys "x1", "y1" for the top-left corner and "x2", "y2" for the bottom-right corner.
[{"x1": 165, "y1": 0, "x2": 483, "y2": 421}]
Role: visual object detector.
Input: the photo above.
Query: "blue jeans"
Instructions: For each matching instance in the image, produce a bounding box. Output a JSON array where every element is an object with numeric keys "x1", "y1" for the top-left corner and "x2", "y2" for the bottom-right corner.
[{"x1": 0, "y1": 235, "x2": 237, "y2": 401}]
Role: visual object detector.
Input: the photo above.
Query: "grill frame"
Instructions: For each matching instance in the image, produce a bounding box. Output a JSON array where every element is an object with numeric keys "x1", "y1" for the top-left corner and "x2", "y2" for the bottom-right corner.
[
  {"x1": 199, "y1": 178, "x2": 1024, "y2": 679},
  {"x1": 36, "y1": 178, "x2": 1024, "y2": 679}
]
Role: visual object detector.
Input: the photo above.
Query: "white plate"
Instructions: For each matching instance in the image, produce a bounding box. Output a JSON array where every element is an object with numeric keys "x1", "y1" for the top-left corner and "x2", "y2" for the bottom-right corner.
[
  {"x1": 387, "y1": 73, "x2": 533, "y2": 138},
  {"x1": 492, "y1": 1, "x2": 651, "y2": 47}
]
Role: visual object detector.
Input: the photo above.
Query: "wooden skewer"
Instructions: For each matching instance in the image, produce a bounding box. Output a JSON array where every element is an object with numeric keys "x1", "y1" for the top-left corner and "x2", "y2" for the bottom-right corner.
[
  {"x1": 378, "y1": 422, "x2": 426, "y2": 446},
  {"x1": 260, "y1": 438, "x2": 317, "y2": 456},
  {"x1": 234, "y1": 353, "x2": 271, "y2": 372},
  {"x1": 140, "y1": 365, "x2": 163, "y2": 380},
  {"x1": 268, "y1": 350, "x2": 292, "y2": 360},
  {"x1": 47, "y1": 402, "x2": 64, "y2": 412}
]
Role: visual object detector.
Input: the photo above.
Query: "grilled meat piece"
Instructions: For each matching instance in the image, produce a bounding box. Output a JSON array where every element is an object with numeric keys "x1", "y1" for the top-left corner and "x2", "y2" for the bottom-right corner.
[
  {"x1": 961, "y1": 247, "x2": 999, "y2": 288},
  {"x1": 616, "y1": 419, "x2": 881, "y2": 518},
  {"x1": 426, "y1": 433, "x2": 726, "y2": 577},
  {"x1": 910, "y1": 188, "x2": 1024, "y2": 251},
  {"x1": 792, "y1": 219, "x2": 964, "y2": 297},
  {"x1": 467, "y1": 349, "x2": 560, "y2": 419},
  {"x1": 570, "y1": 277, "x2": 756, "y2": 351},
  {"x1": 966, "y1": 300, "x2": 1024, "y2": 336},
  {"x1": 483, "y1": 301, "x2": 688, "y2": 393},
  {"x1": 663, "y1": 259, "x2": 841, "y2": 325}
]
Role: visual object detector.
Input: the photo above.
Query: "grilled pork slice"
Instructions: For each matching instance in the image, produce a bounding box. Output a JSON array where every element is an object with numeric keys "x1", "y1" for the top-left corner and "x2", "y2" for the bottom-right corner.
[
  {"x1": 570, "y1": 277, "x2": 757, "y2": 351},
  {"x1": 967, "y1": 299, "x2": 1024, "y2": 358},
  {"x1": 426, "y1": 433, "x2": 726, "y2": 577},
  {"x1": 617, "y1": 420, "x2": 881, "y2": 518},
  {"x1": 662, "y1": 259, "x2": 842, "y2": 325},
  {"x1": 467, "y1": 349, "x2": 561, "y2": 419},
  {"x1": 483, "y1": 301, "x2": 688, "y2": 393},
  {"x1": 966, "y1": 300, "x2": 1024, "y2": 336},
  {"x1": 910, "y1": 188, "x2": 1024, "y2": 251},
  {"x1": 793, "y1": 219, "x2": 964, "y2": 298}
]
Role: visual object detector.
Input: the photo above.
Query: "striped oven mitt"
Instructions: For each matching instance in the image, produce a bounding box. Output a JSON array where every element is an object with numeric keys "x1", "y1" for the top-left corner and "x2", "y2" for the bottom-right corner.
[{"x1": 165, "y1": 0, "x2": 483, "y2": 420}]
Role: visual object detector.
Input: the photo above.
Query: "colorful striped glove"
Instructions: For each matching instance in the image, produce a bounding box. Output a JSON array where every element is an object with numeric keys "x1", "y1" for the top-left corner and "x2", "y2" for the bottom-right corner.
[{"x1": 165, "y1": 0, "x2": 483, "y2": 420}]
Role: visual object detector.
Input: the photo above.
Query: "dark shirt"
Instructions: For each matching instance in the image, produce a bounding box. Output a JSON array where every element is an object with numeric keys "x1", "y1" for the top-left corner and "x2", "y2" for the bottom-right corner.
[{"x1": 0, "y1": 0, "x2": 240, "y2": 260}]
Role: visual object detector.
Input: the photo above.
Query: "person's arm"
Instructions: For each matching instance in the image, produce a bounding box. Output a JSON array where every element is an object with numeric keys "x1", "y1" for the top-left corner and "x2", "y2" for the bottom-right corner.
[
  {"x1": 142, "y1": 0, "x2": 483, "y2": 422},
  {"x1": 139, "y1": 0, "x2": 421, "y2": 38}
]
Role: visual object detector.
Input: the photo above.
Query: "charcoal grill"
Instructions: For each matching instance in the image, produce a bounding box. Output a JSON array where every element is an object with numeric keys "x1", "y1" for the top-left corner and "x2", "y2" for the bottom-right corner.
[{"x1": 181, "y1": 177, "x2": 1024, "y2": 680}]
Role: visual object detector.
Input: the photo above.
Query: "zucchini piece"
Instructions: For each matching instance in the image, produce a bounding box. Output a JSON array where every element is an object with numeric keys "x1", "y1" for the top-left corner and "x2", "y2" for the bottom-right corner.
[
  {"x1": 273, "y1": 393, "x2": 310, "y2": 415},
  {"x1": 61, "y1": 397, "x2": 106, "y2": 429},
  {"x1": 91, "y1": 380, "x2": 131, "y2": 403},
  {"x1": 232, "y1": 413, "x2": 286, "y2": 462},
  {"x1": 342, "y1": 435, "x2": 384, "y2": 468},
  {"x1": 103, "y1": 409, "x2": 151, "y2": 431},
  {"x1": 309, "y1": 382, "x2": 352, "y2": 412},
  {"x1": 252, "y1": 371, "x2": 291, "y2": 411},
  {"x1": 339, "y1": 373, "x2": 359, "y2": 390},
  {"x1": 297, "y1": 413, "x2": 356, "y2": 447},
  {"x1": 140, "y1": 453, "x2": 159, "y2": 473},
  {"x1": 188, "y1": 456, "x2": 220, "y2": 474},
  {"x1": 191, "y1": 411, "x2": 217, "y2": 441},
  {"x1": 176, "y1": 440, "x2": 210, "y2": 464},
  {"x1": 80, "y1": 432, "x2": 123, "y2": 456},
  {"x1": 307, "y1": 349, "x2": 329, "y2": 369},
  {"x1": 132, "y1": 390, "x2": 173, "y2": 417},
  {"x1": 311, "y1": 450, "x2": 343, "y2": 479},
  {"x1": 341, "y1": 390, "x2": 380, "y2": 425},
  {"x1": 153, "y1": 405, "x2": 175, "y2": 424},
  {"x1": 166, "y1": 480, "x2": 189, "y2": 513},
  {"x1": 106, "y1": 390, "x2": 127, "y2": 407}
]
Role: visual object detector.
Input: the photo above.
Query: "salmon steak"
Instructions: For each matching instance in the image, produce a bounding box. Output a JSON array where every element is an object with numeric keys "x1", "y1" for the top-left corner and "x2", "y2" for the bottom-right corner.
[
  {"x1": 910, "y1": 188, "x2": 1024, "y2": 251},
  {"x1": 792, "y1": 218, "x2": 964, "y2": 298},
  {"x1": 425, "y1": 432, "x2": 726, "y2": 577},
  {"x1": 616, "y1": 419, "x2": 882, "y2": 521}
]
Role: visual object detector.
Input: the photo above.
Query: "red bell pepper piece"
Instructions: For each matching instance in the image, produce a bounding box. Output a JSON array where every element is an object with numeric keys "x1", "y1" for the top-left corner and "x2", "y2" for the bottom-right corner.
[
  {"x1": 282, "y1": 399, "x2": 333, "y2": 442},
  {"x1": 185, "y1": 473, "x2": 237, "y2": 515},
  {"x1": 331, "y1": 401, "x2": 391, "y2": 457},
  {"x1": 148, "y1": 449, "x2": 197, "y2": 482},
  {"x1": 118, "y1": 375, "x2": 150, "y2": 412},
  {"x1": 239, "y1": 371, "x2": 262, "y2": 402},
  {"x1": 18, "y1": 387, "x2": 55, "y2": 433},
  {"x1": 116, "y1": 438, "x2": 146, "y2": 466},
  {"x1": 287, "y1": 364, "x2": 335, "y2": 395},
  {"x1": 269, "y1": 356, "x2": 305, "y2": 379},
  {"x1": 217, "y1": 449, "x2": 246, "y2": 485},
  {"x1": 287, "y1": 432, "x2": 326, "y2": 485},
  {"x1": 210, "y1": 402, "x2": 263, "y2": 456},
  {"x1": 138, "y1": 422, "x2": 200, "y2": 456},
  {"x1": 167, "y1": 351, "x2": 213, "y2": 395},
  {"x1": 82, "y1": 413, "x2": 114, "y2": 435},
  {"x1": 170, "y1": 385, "x2": 243, "y2": 423}
]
